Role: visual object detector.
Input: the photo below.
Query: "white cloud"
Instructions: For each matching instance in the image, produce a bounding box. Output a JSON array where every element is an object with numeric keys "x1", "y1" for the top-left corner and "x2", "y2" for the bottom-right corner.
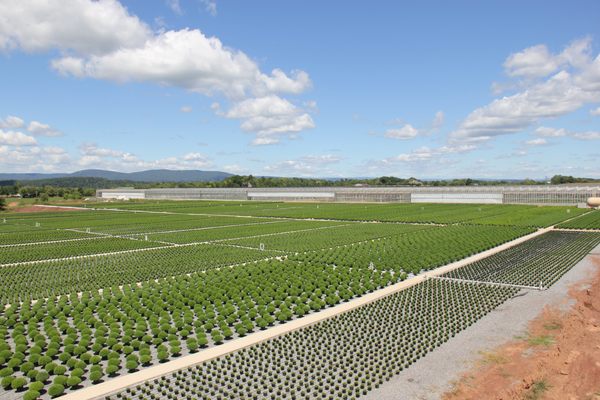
[
  {"x1": 0, "y1": 145, "x2": 70, "y2": 172},
  {"x1": 525, "y1": 138, "x2": 548, "y2": 146},
  {"x1": 503, "y1": 44, "x2": 561, "y2": 78},
  {"x1": 379, "y1": 144, "x2": 476, "y2": 165},
  {"x1": 223, "y1": 164, "x2": 248, "y2": 175},
  {"x1": 2, "y1": 0, "x2": 314, "y2": 144},
  {"x1": 572, "y1": 131, "x2": 600, "y2": 140},
  {"x1": 534, "y1": 126, "x2": 600, "y2": 141},
  {"x1": 534, "y1": 126, "x2": 567, "y2": 137},
  {"x1": 78, "y1": 143, "x2": 213, "y2": 170},
  {"x1": 0, "y1": 0, "x2": 150, "y2": 55},
  {"x1": 166, "y1": 0, "x2": 182, "y2": 15},
  {"x1": 80, "y1": 143, "x2": 128, "y2": 158},
  {"x1": 218, "y1": 96, "x2": 315, "y2": 145},
  {"x1": 432, "y1": 111, "x2": 445, "y2": 130},
  {"x1": 180, "y1": 106, "x2": 193, "y2": 113},
  {"x1": 451, "y1": 38, "x2": 600, "y2": 145},
  {"x1": 200, "y1": 0, "x2": 217, "y2": 16},
  {"x1": 51, "y1": 29, "x2": 311, "y2": 99},
  {"x1": 0, "y1": 130, "x2": 37, "y2": 146},
  {"x1": 590, "y1": 106, "x2": 600, "y2": 116},
  {"x1": 0, "y1": 115, "x2": 25, "y2": 129},
  {"x1": 27, "y1": 121, "x2": 62, "y2": 137},
  {"x1": 503, "y1": 38, "x2": 592, "y2": 78},
  {"x1": 264, "y1": 154, "x2": 341, "y2": 176},
  {"x1": 382, "y1": 111, "x2": 442, "y2": 139},
  {"x1": 384, "y1": 124, "x2": 419, "y2": 140}
]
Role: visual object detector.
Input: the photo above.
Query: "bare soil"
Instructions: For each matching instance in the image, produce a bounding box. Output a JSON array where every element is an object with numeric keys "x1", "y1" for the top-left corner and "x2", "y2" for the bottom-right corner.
[{"x1": 444, "y1": 254, "x2": 600, "y2": 400}]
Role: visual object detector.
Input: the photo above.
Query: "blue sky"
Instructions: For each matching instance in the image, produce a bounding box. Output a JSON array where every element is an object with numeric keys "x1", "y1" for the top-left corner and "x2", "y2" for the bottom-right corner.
[{"x1": 1, "y1": 0, "x2": 599, "y2": 179}]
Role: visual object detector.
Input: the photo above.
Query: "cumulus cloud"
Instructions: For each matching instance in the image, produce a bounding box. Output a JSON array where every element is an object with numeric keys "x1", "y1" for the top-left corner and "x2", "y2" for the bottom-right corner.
[
  {"x1": 384, "y1": 124, "x2": 419, "y2": 140},
  {"x1": 381, "y1": 111, "x2": 443, "y2": 139},
  {"x1": 451, "y1": 38, "x2": 600, "y2": 144},
  {"x1": 222, "y1": 164, "x2": 248, "y2": 175},
  {"x1": 1, "y1": 0, "x2": 313, "y2": 144},
  {"x1": 0, "y1": 116, "x2": 25, "y2": 129},
  {"x1": 379, "y1": 144, "x2": 476, "y2": 165},
  {"x1": 217, "y1": 96, "x2": 315, "y2": 145},
  {"x1": 572, "y1": 131, "x2": 600, "y2": 140},
  {"x1": 0, "y1": 145, "x2": 70, "y2": 172},
  {"x1": 504, "y1": 45, "x2": 562, "y2": 78},
  {"x1": 525, "y1": 138, "x2": 548, "y2": 146},
  {"x1": 264, "y1": 154, "x2": 341, "y2": 176},
  {"x1": 0, "y1": 0, "x2": 150, "y2": 55},
  {"x1": 534, "y1": 126, "x2": 600, "y2": 141},
  {"x1": 27, "y1": 121, "x2": 62, "y2": 137},
  {"x1": 0, "y1": 130, "x2": 38, "y2": 146},
  {"x1": 503, "y1": 37, "x2": 592, "y2": 78},
  {"x1": 78, "y1": 143, "x2": 213, "y2": 170},
  {"x1": 51, "y1": 29, "x2": 311, "y2": 100},
  {"x1": 591, "y1": 106, "x2": 600, "y2": 116},
  {"x1": 534, "y1": 126, "x2": 567, "y2": 137},
  {"x1": 180, "y1": 106, "x2": 193, "y2": 113}
]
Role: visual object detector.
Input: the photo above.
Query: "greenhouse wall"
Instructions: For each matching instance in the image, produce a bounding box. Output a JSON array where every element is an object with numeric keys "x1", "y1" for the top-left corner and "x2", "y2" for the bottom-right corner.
[
  {"x1": 96, "y1": 185, "x2": 600, "y2": 206},
  {"x1": 412, "y1": 193, "x2": 503, "y2": 204}
]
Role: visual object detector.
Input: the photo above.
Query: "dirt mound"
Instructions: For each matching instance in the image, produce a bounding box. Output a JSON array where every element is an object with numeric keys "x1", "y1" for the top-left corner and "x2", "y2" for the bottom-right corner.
[{"x1": 444, "y1": 254, "x2": 600, "y2": 400}]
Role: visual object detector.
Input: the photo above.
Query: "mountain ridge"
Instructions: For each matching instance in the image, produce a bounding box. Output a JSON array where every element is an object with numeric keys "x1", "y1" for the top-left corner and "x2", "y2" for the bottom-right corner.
[{"x1": 0, "y1": 169, "x2": 233, "y2": 182}]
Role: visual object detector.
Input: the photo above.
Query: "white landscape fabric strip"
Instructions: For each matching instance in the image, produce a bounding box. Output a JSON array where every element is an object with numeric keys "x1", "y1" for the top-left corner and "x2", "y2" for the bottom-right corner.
[{"x1": 61, "y1": 226, "x2": 553, "y2": 400}]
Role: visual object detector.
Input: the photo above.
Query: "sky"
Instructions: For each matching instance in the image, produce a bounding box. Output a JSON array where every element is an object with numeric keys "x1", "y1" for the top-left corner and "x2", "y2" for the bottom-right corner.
[{"x1": 1, "y1": 0, "x2": 600, "y2": 179}]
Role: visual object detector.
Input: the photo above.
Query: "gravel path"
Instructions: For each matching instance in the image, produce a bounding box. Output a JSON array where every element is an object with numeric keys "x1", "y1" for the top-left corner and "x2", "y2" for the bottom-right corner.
[{"x1": 362, "y1": 241, "x2": 600, "y2": 400}]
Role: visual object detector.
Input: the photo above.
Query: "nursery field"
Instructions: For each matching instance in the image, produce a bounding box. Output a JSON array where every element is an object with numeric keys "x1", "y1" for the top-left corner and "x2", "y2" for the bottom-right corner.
[
  {"x1": 90, "y1": 200, "x2": 585, "y2": 227},
  {"x1": 443, "y1": 231, "x2": 600, "y2": 287},
  {"x1": 557, "y1": 209, "x2": 600, "y2": 230},
  {"x1": 0, "y1": 201, "x2": 596, "y2": 400}
]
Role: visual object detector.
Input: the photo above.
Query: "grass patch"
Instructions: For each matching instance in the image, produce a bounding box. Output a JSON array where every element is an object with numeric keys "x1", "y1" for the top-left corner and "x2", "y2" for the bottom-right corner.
[
  {"x1": 527, "y1": 335, "x2": 554, "y2": 346},
  {"x1": 478, "y1": 350, "x2": 507, "y2": 365},
  {"x1": 524, "y1": 379, "x2": 550, "y2": 400},
  {"x1": 543, "y1": 321, "x2": 562, "y2": 331}
]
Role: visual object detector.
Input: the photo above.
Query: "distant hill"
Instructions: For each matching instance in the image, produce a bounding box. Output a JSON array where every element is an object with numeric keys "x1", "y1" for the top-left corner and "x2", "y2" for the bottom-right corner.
[{"x1": 0, "y1": 169, "x2": 233, "y2": 183}]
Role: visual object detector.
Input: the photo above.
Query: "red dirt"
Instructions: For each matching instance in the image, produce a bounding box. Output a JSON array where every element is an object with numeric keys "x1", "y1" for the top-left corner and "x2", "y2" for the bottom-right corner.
[
  {"x1": 444, "y1": 254, "x2": 600, "y2": 400},
  {"x1": 10, "y1": 205, "x2": 87, "y2": 213}
]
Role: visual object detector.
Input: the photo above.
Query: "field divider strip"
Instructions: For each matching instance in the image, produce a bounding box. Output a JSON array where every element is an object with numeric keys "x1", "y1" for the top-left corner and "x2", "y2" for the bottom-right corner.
[
  {"x1": 61, "y1": 229, "x2": 179, "y2": 246},
  {"x1": 0, "y1": 223, "x2": 348, "y2": 268},
  {"x1": 0, "y1": 243, "x2": 191, "y2": 268},
  {"x1": 125, "y1": 220, "x2": 285, "y2": 236},
  {"x1": 206, "y1": 223, "x2": 353, "y2": 244},
  {"x1": 554, "y1": 209, "x2": 595, "y2": 226},
  {"x1": 430, "y1": 276, "x2": 545, "y2": 291},
  {"x1": 552, "y1": 227, "x2": 600, "y2": 233},
  {"x1": 64, "y1": 225, "x2": 553, "y2": 400}
]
